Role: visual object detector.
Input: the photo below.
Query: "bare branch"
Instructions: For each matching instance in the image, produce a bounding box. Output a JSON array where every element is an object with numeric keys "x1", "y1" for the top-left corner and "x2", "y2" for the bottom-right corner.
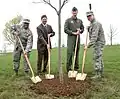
[
  {"x1": 59, "y1": 0, "x2": 68, "y2": 14},
  {"x1": 32, "y1": 1, "x2": 43, "y2": 3},
  {"x1": 112, "y1": 28, "x2": 117, "y2": 34},
  {"x1": 112, "y1": 32, "x2": 119, "y2": 37},
  {"x1": 43, "y1": 0, "x2": 58, "y2": 14}
]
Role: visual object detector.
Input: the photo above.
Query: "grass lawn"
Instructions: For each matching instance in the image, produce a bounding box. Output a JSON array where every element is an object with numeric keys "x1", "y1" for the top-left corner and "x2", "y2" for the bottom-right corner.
[{"x1": 0, "y1": 45, "x2": 120, "y2": 99}]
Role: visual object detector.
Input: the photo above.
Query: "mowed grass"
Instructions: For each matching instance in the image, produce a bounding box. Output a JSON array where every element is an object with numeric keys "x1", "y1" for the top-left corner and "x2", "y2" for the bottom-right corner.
[{"x1": 0, "y1": 45, "x2": 120, "y2": 99}]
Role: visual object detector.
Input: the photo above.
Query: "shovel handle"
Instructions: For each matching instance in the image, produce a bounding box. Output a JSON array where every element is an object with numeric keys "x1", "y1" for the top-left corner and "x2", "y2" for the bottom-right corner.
[
  {"x1": 72, "y1": 35, "x2": 79, "y2": 71},
  {"x1": 82, "y1": 30, "x2": 89, "y2": 74},
  {"x1": 48, "y1": 35, "x2": 51, "y2": 75},
  {"x1": 17, "y1": 36, "x2": 35, "y2": 77}
]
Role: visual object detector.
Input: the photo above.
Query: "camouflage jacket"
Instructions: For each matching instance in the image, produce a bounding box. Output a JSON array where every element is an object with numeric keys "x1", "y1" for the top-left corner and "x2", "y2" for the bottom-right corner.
[
  {"x1": 88, "y1": 19, "x2": 105, "y2": 48},
  {"x1": 11, "y1": 25, "x2": 33, "y2": 52}
]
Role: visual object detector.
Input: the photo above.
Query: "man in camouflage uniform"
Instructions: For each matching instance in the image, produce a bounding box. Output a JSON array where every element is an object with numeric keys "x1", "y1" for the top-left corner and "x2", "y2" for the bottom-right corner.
[
  {"x1": 11, "y1": 19, "x2": 33, "y2": 76},
  {"x1": 86, "y1": 11, "x2": 105, "y2": 79},
  {"x1": 64, "y1": 7, "x2": 84, "y2": 72}
]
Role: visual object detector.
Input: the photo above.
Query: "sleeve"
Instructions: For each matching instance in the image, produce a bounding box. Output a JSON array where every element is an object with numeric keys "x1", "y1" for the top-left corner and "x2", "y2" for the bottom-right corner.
[
  {"x1": 87, "y1": 23, "x2": 99, "y2": 48},
  {"x1": 80, "y1": 20, "x2": 84, "y2": 34},
  {"x1": 50, "y1": 25, "x2": 55, "y2": 37},
  {"x1": 37, "y1": 27, "x2": 47, "y2": 45},
  {"x1": 25, "y1": 30, "x2": 33, "y2": 52},
  {"x1": 64, "y1": 19, "x2": 73, "y2": 35}
]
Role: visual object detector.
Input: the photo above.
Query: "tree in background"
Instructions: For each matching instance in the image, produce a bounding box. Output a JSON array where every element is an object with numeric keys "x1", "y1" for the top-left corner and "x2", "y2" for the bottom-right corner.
[
  {"x1": 107, "y1": 24, "x2": 118, "y2": 45},
  {"x1": 3, "y1": 15, "x2": 23, "y2": 44},
  {"x1": 33, "y1": 0, "x2": 69, "y2": 83}
]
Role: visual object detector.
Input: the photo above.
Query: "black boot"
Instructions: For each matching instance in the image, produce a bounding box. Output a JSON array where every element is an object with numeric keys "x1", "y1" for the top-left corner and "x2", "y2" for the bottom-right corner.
[
  {"x1": 42, "y1": 68, "x2": 47, "y2": 73},
  {"x1": 25, "y1": 71, "x2": 30, "y2": 78},
  {"x1": 14, "y1": 70, "x2": 18, "y2": 76}
]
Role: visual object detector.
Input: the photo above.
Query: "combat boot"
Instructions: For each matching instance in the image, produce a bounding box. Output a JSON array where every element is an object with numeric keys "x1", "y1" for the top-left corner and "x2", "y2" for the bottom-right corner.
[
  {"x1": 98, "y1": 71, "x2": 103, "y2": 78},
  {"x1": 91, "y1": 71, "x2": 101, "y2": 79},
  {"x1": 14, "y1": 70, "x2": 18, "y2": 76},
  {"x1": 24, "y1": 71, "x2": 30, "y2": 78}
]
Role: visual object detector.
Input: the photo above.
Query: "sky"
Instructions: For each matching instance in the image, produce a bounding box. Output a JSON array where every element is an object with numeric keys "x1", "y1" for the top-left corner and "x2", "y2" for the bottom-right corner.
[{"x1": 0, "y1": 0, "x2": 120, "y2": 51}]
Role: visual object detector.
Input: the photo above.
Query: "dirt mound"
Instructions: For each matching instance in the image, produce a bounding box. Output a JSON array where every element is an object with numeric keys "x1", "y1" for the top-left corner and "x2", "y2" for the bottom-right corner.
[{"x1": 30, "y1": 75, "x2": 91, "y2": 97}]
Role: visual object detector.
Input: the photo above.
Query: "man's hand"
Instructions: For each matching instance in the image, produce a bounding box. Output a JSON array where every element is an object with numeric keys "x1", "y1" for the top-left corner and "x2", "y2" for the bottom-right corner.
[
  {"x1": 72, "y1": 30, "x2": 80, "y2": 35},
  {"x1": 24, "y1": 51, "x2": 28, "y2": 56},
  {"x1": 47, "y1": 44, "x2": 50, "y2": 49},
  {"x1": 14, "y1": 32, "x2": 20, "y2": 36},
  {"x1": 48, "y1": 33, "x2": 52, "y2": 37},
  {"x1": 84, "y1": 45, "x2": 87, "y2": 50}
]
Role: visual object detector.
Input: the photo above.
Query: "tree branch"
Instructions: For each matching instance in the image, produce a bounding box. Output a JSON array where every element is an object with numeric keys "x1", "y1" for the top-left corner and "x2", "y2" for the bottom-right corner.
[
  {"x1": 59, "y1": 0, "x2": 68, "y2": 14},
  {"x1": 112, "y1": 32, "x2": 118, "y2": 37},
  {"x1": 43, "y1": 0, "x2": 58, "y2": 14}
]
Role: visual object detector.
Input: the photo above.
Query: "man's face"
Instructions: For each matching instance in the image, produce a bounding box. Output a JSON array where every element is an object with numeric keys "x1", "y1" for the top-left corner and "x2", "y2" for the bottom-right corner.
[
  {"x1": 41, "y1": 17, "x2": 47, "y2": 25},
  {"x1": 23, "y1": 23, "x2": 29, "y2": 29},
  {"x1": 72, "y1": 11, "x2": 78, "y2": 17},
  {"x1": 87, "y1": 15, "x2": 94, "y2": 22}
]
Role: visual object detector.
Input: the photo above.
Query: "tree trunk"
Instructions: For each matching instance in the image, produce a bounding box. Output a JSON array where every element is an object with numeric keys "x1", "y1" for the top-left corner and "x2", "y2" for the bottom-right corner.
[
  {"x1": 110, "y1": 32, "x2": 112, "y2": 45},
  {"x1": 58, "y1": 0, "x2": 63, "y2": 84}
]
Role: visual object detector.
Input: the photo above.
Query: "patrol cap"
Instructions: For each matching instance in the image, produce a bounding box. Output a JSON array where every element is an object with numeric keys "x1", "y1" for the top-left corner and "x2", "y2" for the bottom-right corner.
[
  {"x1": 86, "y1": 11, "x2": 94, "y2": 16},
  {"x1": 72, "y1": 7, "x2": 78, "y2": 11},
  {"x1": 22, "y1": 19, "x2": 30, "y2": 24}
]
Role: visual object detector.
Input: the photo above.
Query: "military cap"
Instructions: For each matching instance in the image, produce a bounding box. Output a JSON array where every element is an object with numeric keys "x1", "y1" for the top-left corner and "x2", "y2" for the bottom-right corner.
[
  {"x1": 86, "y1": 11, "x2": 94, "y2": 16},
  {"x1": 22, "y1": 19, "x2": 30, "y2": 24},
  {"x1": 72, "y1": 7, "x2": 78, "y2": 11}
]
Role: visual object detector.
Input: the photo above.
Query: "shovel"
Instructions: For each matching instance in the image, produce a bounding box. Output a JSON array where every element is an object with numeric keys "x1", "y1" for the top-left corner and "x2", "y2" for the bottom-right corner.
[
  {"x1": 68, "y1": 35, "x2": 79, "y2": 78},
  {"x1": 17, "y1": 36, "x2": 42, "y2": 83},
  {"x1": 45, "y1": 35, "x2": 54, "y2": 79},
  {"x1": 76, "y1": 30, "x2": 89, "y2": 81}
]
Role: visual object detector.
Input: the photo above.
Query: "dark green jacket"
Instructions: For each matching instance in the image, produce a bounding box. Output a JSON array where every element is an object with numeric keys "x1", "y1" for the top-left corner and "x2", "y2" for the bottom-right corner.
[{"x1": 64, "y1": 17, "x2": 84, "y2": 51}]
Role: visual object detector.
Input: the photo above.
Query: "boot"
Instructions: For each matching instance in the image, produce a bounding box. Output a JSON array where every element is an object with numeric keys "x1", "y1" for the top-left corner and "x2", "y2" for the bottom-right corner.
[
  {"x1": 99, "y1": 71, "x2": 103, "y2": 78},
  {"x1": 14, "y1": 70, "x2": 18, "y2": 76},
  {"x1": 24, "y1": 71, "x2": 30, "y2": 78},
  {"x1": 42, "y1": 68, "x2": 47, "y2": 73},
  {"x1": 91, "y1": 71, "x2": 101, "y2": 79}
]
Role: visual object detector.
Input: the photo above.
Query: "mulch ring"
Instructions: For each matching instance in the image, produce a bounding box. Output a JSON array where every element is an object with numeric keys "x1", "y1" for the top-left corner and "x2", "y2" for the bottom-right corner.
[{"x1": 29, "y1": 74, "x2": 92, "y2": 97}]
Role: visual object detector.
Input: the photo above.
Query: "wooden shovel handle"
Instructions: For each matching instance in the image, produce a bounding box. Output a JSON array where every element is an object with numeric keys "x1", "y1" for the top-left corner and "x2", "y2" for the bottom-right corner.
[
  {"x1": 82, "y1": 31, "x2": 89, "y2": 74},
  {"x1": 72, "y1": 35, "x2": 79, "y2": 71},
  {"x1": 48, "y1": 35, "x2": 51, "y2": 75},
  {"x1": 17, "y1": 36, "x2": 35, "y2": 77}
]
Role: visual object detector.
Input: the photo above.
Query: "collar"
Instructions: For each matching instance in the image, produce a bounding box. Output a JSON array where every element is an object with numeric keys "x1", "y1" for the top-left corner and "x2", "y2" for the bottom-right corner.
[
  {"x1": 71, "y1": 16, "x2": 78, "y2": 20},
  {"x1": 91, "y1": 18, "x2": 96, "y2": 24},
  {"x1": 42, "y1": 23, "x2": 47, "y2": 27}
]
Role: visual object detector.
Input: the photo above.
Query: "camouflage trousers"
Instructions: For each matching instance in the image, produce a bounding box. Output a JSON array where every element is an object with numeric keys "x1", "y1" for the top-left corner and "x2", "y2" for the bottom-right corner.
[
  {"x1": 13, "y1": 48, "x2": 30, "y2": 72},
  {"x1": 93, "y1": 44, "x2": 104, "y2": 74}
]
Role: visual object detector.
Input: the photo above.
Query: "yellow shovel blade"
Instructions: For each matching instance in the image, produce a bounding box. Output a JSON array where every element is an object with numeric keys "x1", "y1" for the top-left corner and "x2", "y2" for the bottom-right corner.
[
  {"x1": 45, "y1": 74, "x2": 54, "y2": 79},
  {"x1": 68, "y1": 71, "x2": 78, "y2": 78},
  {"x1": 76, "y1": 73, "x2": 87, "y2": 81},
  {"x1": 31, "y1": 76, "x2": 42, "y2": 84}
]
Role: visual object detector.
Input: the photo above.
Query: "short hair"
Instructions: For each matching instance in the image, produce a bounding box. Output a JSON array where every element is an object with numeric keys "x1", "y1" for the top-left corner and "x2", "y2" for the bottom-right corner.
[
  {"x1": 72, "y1": 7, "x2": 78, "y2": 11},
  {"x1": 41, "y1": 15, "x2": 47, "y2": 20}
]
